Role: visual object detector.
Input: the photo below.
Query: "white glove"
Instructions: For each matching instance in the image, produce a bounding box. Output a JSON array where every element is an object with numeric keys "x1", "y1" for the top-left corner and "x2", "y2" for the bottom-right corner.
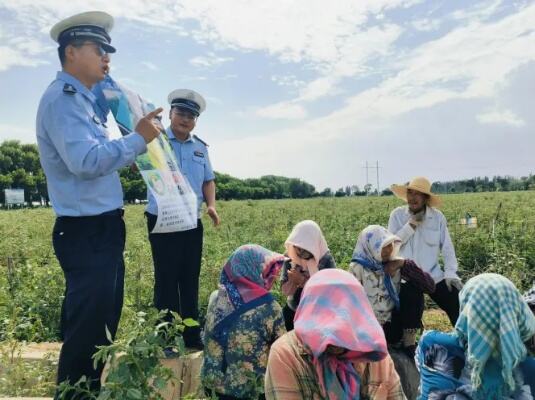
[{"x1": 445, "y1": 277, "x2": 463, "y2": 292}]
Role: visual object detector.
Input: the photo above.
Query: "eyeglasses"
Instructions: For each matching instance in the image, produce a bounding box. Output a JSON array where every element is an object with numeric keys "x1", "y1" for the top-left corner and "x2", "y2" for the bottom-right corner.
[
  {"x1": 75, "y1": 41, "x2": 108, "y2": 57},
  {"x1": 172, "y1": 109, "x2": 197, "y2": 121},
  {"x1": 294, "y1": 246, "x2": 314, "y2": 260}
]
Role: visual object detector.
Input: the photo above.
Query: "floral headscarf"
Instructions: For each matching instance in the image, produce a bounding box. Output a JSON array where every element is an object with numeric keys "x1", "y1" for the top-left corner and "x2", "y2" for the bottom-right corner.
[{"x1": 206, "y1": 244, "x2": 285, "y2": 348}]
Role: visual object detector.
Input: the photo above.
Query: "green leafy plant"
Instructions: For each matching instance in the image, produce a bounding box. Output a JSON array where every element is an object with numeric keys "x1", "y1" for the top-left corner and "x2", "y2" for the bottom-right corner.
[{"x1": 57, "y1": 310, "x2": 199, "y2": 400}]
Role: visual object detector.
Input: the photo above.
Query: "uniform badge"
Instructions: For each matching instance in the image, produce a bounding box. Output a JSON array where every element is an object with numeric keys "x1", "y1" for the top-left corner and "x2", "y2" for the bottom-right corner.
[
  {"x1": 63, "y1": 83, "x2": 77, "y2": 95},
  {"x1": 194, "y1": 150, "x2": 204, "y2": 158}
]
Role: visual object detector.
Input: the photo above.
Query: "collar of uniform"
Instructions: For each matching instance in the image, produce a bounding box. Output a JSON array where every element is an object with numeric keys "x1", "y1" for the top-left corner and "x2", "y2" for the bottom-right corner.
[
  {"x1": 165, "y1": 126, "x2": 195, "y2": 143},
  {"x1": 56, "y1": 71, "x2": 96, "y2": 103}
]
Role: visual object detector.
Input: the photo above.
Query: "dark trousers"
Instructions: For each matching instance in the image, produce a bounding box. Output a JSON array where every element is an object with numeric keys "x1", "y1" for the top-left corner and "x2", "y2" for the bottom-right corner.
[
  {"x1": 146, "y1": 213, "x2": 203, "y2": 341},
  {"x1": 428, "y1": 280, "x2": 460, "y2": 326},
  {"x1": 384, "y1": 279, "x2": 460, "y2": 344},
  {"x1": 384, "y1": 281, "x2": 425, "y2": 344},
  {"x1": 53, "y1": 213, "x2": 125, "y2": 398}
]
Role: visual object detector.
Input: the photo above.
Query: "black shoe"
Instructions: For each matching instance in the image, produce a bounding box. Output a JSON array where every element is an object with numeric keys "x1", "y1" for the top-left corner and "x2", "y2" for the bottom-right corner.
[
  {"x1": 184, "y1": 336, "x2": 204, "y2": 351},
  {"x1": 163, "y1": 347, "x2": 180, "y2": 358}
]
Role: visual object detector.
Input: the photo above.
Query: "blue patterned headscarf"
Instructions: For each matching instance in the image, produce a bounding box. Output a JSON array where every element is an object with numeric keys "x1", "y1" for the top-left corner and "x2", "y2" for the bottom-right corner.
[
  {"x1": 351, "y1": 225, "x2": 402, "y2": 309},
  {"x1": 454, "y1": 273, "x2": 535, "y2": 399}
]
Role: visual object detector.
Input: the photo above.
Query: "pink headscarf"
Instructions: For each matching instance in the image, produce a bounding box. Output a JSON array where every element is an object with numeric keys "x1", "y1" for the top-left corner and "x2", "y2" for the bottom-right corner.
[{"x1": 294, "y1": 269, "x2": 388, "y2": 399}]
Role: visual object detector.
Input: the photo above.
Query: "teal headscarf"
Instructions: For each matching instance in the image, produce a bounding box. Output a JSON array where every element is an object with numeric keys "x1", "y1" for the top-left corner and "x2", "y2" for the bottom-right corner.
[{"x1": 454, "y1": 273, "x2": 535, "y2": 399}]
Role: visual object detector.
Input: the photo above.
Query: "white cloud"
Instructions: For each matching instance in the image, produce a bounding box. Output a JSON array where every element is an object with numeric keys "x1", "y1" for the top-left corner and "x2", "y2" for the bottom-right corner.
[
  {"x1": 271, "y1": 74, "x2": 305, "y2": 88},
  {"x1": 412, "y1": 18, "x2": 441, "y2": 31},
  {"x1": 476, "y1": 110, "x2": 525, "y2": 127},
  {"x1": 254, "y1": 102, "x2": 307, "y2": 120},
  {"x1": 0, "y1": 46, "x2": 48, "y2": 71},
  {"x1": 189, "y1": 52, "x2": 233, "y2": 68},
  {"x1": 141, "y1": 61, "x2": 159, "y2": 71}
]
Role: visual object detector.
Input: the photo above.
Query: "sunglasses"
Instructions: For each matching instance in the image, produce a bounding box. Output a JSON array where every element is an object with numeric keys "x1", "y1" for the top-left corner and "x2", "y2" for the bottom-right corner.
[
  {"x1": 172, "y1": 109, "x2": 197, "y2": 121},
  {"x1": 294, "y1": 246, "x2": 314, "y2": 260},
  {"x1": 74, "y1": 41, "x2": 108, "y2": 57}
]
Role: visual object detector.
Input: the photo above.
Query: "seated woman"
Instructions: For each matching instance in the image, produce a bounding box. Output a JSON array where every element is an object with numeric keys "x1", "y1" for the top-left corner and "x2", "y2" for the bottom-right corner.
[
  {"x1": 280, "y1": 220, "x2": 336, "y2": 331},
  {"x1": 265, "y1": 269, "x2": 406, "y2": 400},
  {"x1": 202, "y1": 244, "x2": 287, "y2": 400},
  {"x1": 416, "y1": 273, "x2": 535, "y2": 400},
  {"x1": 350, "y1": 225, "x2": 435, "y2": 357}
]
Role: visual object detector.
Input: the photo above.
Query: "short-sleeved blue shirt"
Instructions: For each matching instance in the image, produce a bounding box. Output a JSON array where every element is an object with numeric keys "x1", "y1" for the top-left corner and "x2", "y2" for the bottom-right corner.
[
  {"x1": 146, "y1": 127, "x2": 215, "y2": 217},
  {"x1": 36, "y1": 71, "x2": 147, "y2": 216}
]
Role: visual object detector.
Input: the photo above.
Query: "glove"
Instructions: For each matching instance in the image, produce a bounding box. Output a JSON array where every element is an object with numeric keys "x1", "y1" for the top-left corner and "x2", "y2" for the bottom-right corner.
[{"x1": 445, "y1": 277, "x2": 463, "y2": 292}]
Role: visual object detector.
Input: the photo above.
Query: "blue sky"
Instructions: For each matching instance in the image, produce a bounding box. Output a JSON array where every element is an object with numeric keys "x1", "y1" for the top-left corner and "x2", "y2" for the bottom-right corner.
[{"x1": 0, "y1": 0, "x2": 534, "y2": 191}]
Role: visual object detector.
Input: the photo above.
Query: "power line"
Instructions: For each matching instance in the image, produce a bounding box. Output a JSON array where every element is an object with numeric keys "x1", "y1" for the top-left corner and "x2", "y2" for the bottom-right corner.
[{"x1": 363, "y1": 161, "x2": 381, "y2": 196}]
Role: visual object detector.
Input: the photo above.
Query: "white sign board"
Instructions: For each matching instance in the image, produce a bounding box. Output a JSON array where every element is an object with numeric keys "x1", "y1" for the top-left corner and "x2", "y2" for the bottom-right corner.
[{"x1": 4, "y1": 189, "x2": 24, "y2": 205}]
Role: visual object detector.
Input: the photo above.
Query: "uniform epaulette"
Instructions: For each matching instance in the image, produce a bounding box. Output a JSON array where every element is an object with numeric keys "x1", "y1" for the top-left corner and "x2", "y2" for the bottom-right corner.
[
  {"x1": 63, "y1": 83, "x2": 77, "y2": 95},
  {"x1": 193, "y1": 134, "x2": 209, "y2": 147}
]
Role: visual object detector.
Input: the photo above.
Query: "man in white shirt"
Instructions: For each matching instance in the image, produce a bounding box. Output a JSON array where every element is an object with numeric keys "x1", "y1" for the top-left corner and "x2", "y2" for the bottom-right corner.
[{"x1": 388, "y1": 176, "x2": 463, "y2": 326}]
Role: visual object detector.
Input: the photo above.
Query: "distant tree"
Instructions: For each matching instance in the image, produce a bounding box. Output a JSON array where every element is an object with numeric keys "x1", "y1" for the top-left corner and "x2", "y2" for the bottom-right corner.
[
  {"x1": 334, "y1": 188, "x2": 346, "y2": 197},
  {"x1": 319, "y1": 188, "x2": 332, "y2": 197}
]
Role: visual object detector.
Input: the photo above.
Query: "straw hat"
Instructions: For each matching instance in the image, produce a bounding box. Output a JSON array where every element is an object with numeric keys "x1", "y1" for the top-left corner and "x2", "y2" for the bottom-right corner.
[{"x1": 390, "y1": 176, "x2": 442, "y2": 208}]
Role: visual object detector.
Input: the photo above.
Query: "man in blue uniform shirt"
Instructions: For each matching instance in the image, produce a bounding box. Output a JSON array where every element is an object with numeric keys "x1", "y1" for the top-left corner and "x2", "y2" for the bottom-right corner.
[
  {"x1": 145, "y1": 89, "x2": 220, "y2": 350},
  {"x1": 36, "y1": 11, "x2": 162, "y2": 397}
]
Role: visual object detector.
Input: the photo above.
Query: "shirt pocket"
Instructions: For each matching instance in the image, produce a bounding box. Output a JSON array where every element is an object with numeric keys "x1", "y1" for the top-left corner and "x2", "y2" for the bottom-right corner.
[
  {"x1": 423, "y1": 228, "x2": 441, "y2": 247},
  {"x1": 419, "y1": 228, "x2": 441, "y2": 271},
  {"x1": 190, "y1": 154, "x2": 206, "y2": 184},
  {"x1": 88, "y1": 115, "x2": 109, "y2": 141}
]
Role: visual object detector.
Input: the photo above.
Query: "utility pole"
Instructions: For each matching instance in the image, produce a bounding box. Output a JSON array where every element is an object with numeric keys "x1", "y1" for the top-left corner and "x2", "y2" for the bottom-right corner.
[
  {"x1": 363, "y1": 161, "x2": 381, "y2": 196},
  {"x1": 363, "y1": 161, "x2": 369, "y2": 196},
  {"x1": 376, "y1": 160, "x2": 380, "y2": 197}
]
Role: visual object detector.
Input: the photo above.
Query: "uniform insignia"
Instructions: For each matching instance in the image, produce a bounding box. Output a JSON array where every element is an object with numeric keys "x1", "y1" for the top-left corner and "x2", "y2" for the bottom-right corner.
[
  {"x1": 63, "y1": 83, "x2": 77, "y2": 95},
  {"x1": 193, "y1": 134, "x2": 209, "y2": 147},
  {"x1": 194, "y1": 150, "x2": 204, "y2": 158}
]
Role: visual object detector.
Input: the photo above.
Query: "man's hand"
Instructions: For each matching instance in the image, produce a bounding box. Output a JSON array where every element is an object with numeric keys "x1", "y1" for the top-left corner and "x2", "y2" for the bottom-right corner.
[
  {"x1": 384, "y1": 259, "x2": 405, "y2": 277},
  {"x1": 287, "y1": 268, "x2": 308, "y2": 288},
  {"x1": 135, "y1": 108, "x2": 163, "y2": 144},
  {"x1": 445, "y1": 277, "x2": 463, "y2": 292},
  {"x1": 409, "y1": 209, "x2": 425, "y2": 229},
  {"x1": 409, "y1": 217, "x2": 422, "y2": 229},
  {"x1": 206, "y1": 206, "x2": 220, "y2": 226}
]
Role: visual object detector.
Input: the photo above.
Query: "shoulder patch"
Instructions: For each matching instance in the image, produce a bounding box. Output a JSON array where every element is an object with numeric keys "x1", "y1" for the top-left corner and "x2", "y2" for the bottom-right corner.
[
  {"x1": 63, "y1": 83, "x2": 77, "y2": 95},
  {"x1": 193, "y1": 134, "x2": 209, "y2": 147}
]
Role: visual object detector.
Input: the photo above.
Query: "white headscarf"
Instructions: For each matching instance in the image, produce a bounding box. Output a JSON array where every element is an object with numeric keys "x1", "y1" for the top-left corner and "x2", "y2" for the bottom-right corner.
[{"x1": 285, "y1": 220, "x2": 329, "y2": 275}]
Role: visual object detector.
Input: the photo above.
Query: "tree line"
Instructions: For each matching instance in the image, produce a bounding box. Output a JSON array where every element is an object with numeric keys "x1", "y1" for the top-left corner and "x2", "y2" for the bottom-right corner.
[{"x1": 0, "y1": 140, "x2": 533, "y2": 204}]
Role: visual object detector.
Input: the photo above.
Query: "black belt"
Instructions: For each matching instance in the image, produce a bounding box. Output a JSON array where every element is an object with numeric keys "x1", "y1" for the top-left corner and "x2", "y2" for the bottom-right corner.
[
  {"x1": 99, "y1": 208, "x2": 125, "y2": 217},
  {"x1": 58, "y1": 208, "x2": 124, "y2": 220}
]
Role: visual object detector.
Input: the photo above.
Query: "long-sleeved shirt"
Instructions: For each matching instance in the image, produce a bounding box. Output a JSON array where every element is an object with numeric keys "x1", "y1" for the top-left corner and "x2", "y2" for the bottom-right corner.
[
  {"x1": 202, "y1": 294, "x2": 286, "y2": 399},
  {"x1": 36, "y1": 71, "x2": 147, "y2": 216},
  {"x1": 350, "y1": 259, "x2": 435, "y2": 325},
  {"x1": 265, "y1": 330, "x2": 406, "y2": 400},
  {"x1": 388, "y1": 206, "x2": 459, "y2": 283}
]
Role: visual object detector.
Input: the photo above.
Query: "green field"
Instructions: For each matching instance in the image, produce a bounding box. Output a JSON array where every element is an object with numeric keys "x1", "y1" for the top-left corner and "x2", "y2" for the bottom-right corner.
[{"x1": 1, "y1": 192, "x2": 534, "y2": 396}]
